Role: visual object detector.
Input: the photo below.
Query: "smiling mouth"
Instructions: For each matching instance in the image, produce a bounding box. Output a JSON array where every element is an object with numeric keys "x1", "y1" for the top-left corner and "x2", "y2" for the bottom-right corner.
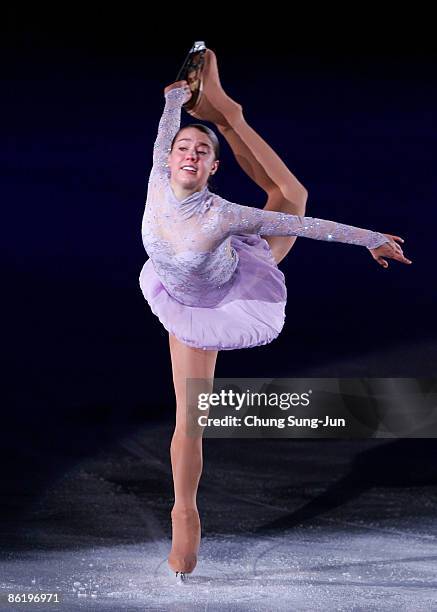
[{"x1": 181, "y1": 167, "x2": 198, "y2": 174}]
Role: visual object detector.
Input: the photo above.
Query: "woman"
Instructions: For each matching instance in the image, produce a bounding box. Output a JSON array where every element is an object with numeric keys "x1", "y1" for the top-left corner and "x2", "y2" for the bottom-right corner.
[{"x1": 139, "y1": 48, "x2": 411, "y2": 582}]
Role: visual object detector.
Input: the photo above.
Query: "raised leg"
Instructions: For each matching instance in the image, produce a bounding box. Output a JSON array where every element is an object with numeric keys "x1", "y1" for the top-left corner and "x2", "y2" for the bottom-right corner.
[
  {"x1": 189, "y1": 49, "x2": 308, "y2": 264},
  {"x1": 218, "y1": 120, "x2": 308, "y2": 264},
  {"x1": 167, "y1": 332, "x2": 218, "y2": 575}
]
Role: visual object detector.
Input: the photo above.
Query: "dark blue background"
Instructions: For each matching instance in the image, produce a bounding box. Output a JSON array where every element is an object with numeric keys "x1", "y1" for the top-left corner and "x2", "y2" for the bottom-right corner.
[{"x1": 3, "y1": 14, "x2": 436, "y2": 445}]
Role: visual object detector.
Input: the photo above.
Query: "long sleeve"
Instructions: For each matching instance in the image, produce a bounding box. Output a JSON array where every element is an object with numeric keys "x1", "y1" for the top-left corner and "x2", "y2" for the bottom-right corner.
[
  {"x1": 217, "y1": 198, "x2": 390, "y2": 250},
  {"x1": 150, "y1": 87, "x2": 186, "y2": 180}
]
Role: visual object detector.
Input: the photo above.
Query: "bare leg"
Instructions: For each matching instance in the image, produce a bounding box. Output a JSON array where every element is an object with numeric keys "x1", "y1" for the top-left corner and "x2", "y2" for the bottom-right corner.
[
  {"x1": 167, "y1": 332, "x2": 218, "y2": 574},
  {"x1": 189, "y1": 50, "x2": 308, "y2": 264},
  {"x1": 218, "y1": 122, "x2": 308, "y2": 264}
]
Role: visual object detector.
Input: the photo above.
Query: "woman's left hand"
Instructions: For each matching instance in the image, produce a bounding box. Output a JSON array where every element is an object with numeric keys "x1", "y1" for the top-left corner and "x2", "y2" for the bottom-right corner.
[{"x1": 369, "y1": 234, "x2": 413, "y2": 268}]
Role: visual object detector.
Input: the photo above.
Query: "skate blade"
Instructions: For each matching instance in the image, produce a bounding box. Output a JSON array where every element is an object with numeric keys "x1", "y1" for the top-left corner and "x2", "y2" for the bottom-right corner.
[{"x1": 175, "y1": 571, "x2": 188, "y2": 585}]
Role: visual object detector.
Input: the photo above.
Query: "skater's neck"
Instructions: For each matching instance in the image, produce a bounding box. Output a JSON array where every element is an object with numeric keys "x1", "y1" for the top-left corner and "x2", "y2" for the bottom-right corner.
[{"x1": 170, "y1": 180, "x2": 206, "y2": 202}]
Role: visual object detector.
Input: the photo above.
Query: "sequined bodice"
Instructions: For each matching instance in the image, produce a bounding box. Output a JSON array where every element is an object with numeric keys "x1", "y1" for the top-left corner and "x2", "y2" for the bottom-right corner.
[
  {"x1": 142, "y1": 181, "x2": 240, "y2": 306},
  {"x1": 141, "y1": 87, "x2": 390, "y2": 308}
]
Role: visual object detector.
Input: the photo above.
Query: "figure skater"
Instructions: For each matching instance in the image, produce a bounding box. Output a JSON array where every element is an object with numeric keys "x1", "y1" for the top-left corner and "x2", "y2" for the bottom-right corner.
[{"x1": 139, "y1": 44, "x2": 412, "y2": 582}]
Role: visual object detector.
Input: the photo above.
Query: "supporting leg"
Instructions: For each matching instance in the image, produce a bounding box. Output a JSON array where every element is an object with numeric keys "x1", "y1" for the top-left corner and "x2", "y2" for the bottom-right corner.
[{"x1": 167, "y1": 332, "x2": 218, "y2": 574}]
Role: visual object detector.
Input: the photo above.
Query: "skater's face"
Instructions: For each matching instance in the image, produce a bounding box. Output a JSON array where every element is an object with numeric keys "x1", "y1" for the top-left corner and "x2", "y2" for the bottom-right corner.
[{"x1": 168, "y1": 127, "x2": 219, "y2": 195}]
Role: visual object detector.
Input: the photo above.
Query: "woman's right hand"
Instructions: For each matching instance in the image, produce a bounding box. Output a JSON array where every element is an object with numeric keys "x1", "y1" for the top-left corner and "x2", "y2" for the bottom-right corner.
[{"x1": 164, "y1": 80, "x2": 192, "y2": 104}]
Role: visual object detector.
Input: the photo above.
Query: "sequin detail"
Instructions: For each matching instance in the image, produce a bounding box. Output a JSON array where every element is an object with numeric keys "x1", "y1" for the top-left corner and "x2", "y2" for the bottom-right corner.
[{"x1": 140, "y1": 87, "x2": 390, "y2": 309}]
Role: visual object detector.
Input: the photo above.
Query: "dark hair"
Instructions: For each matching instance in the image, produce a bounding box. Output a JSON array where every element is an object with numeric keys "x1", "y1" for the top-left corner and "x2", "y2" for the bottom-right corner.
[{"x1": 170, "y1": 123, "x2": 220, "y2": 160}]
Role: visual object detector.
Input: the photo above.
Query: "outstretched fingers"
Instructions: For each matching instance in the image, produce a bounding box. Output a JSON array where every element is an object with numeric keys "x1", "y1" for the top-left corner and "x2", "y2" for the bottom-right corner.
[{"x1": 370, "y1": 234, "x2": 413, "y2": 268}]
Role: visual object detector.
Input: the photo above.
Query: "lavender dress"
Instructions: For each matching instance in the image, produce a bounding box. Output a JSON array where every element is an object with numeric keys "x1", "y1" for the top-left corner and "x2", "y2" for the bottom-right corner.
[{"x1": 139, "y1": 87, "x2": 389, "y2": 351}]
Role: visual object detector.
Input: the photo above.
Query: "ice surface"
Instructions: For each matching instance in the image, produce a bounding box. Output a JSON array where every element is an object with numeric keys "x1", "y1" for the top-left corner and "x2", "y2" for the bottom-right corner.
[{"x1": 1, "y1": 425, "x2": 437, "y2": 610}]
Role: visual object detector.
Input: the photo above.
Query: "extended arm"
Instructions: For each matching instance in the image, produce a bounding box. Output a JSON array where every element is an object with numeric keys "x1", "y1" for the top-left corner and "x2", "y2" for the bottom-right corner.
[
  {"x1": 217, "y1": 199, "x2": 390, "y2": 250},
  {"x1": 150, "y1": 86, "x2": 187, "y2": 179}
]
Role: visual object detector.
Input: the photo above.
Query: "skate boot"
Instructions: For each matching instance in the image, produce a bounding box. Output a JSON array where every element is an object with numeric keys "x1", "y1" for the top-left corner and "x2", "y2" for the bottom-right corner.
[
  {"x1": 177, "y1": 42, "x2": 242, "y2": 127},
  {"x1": 175, "y1": 41, "x2": 207, "y2": 113},
  {"x1": 168, "y1": 507, "x2": 201, "y2": 579}
]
